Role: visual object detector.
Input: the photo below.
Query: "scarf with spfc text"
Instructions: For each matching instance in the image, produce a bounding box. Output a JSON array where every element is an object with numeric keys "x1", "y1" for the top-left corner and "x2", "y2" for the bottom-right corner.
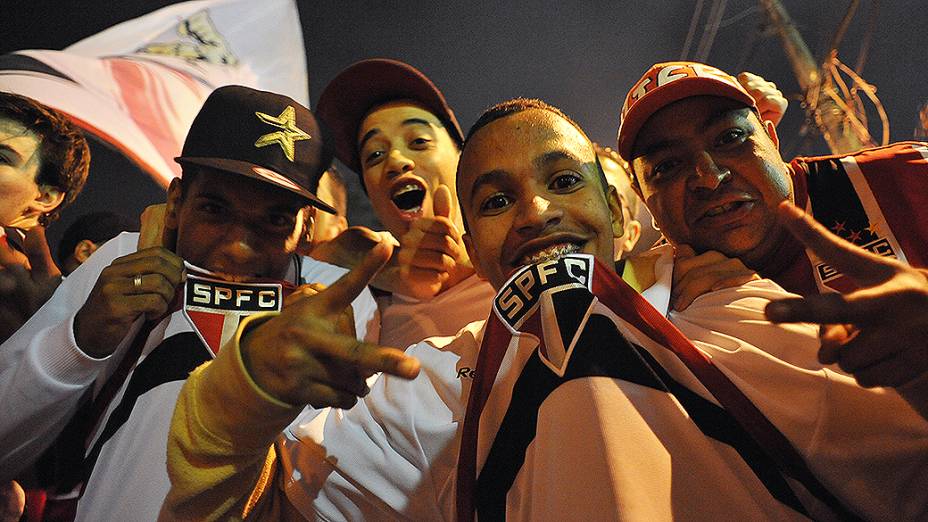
[{"x1": 455, "y1": 254, "x2": 859, "y2": 521}]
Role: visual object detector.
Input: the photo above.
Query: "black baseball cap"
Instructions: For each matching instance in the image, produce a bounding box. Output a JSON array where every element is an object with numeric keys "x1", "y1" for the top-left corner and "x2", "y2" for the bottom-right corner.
[
  {"x1": 176, "y1": 85, "x2": 336, "y2": 214},
  {"x1": 316, "y1": 59, "x2": 464, "y2": 177}
]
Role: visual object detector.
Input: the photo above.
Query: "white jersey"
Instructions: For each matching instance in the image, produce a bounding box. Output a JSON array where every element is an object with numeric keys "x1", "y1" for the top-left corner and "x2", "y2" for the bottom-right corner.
[
  {"x1": 378, "y1": 273, "x2": 495, "y2": 350},
  {"x1": 280, "y1": 246, "x2": 928, "y2": 521},
  {"x1": 0, "y1": 232, "x2": 379, "y2": 521}
]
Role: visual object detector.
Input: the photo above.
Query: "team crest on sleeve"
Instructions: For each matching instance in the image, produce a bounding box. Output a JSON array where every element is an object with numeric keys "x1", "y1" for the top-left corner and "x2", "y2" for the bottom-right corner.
[
  {"x1": 183, "y1": 274, "x2": 283, "y2": 356},
  {"x1": 493, "y1": 254, "x2": 596, "y2": 376}
]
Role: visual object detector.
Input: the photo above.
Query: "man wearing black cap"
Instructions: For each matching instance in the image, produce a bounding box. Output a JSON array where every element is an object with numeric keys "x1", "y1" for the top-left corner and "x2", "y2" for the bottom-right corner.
[
  {"x1": 0, "y1": 85, "x2": 407, "y2": 521},
  {"x1": 315, "y1": 59, "x2": 496, "y2": 351}
]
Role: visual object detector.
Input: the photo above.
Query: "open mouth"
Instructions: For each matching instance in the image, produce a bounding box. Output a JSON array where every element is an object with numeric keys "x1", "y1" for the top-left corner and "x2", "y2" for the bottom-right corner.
[
  {"x1": 519, "y1": 242, "x2": 582, "y2": 266},
  {"x1": 695, "y1": 198, "x2": 757, "y2": 227},
  {"x1": 391, "y1": 183, "x2": 426, "y2": 213},
  {"x1": 703, "y1": 200, "x2": 746, "y2": 218}
]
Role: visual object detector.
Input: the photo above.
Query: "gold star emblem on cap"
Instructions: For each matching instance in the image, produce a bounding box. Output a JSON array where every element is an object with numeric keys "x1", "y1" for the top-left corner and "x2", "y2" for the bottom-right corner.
[{"x1": 254, "y1": 106, "x2": 311, "y2": 162}]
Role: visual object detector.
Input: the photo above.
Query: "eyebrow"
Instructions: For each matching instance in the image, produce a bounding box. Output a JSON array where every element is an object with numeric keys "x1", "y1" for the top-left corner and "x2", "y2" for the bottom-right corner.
[
  {"x1": 634, "y1": 107, "x2": 753, "y2": 160},
  {"x1": 193, "y1": 192, "x2": 229, "y2": 204},
  {"x1": 533, "y1": 149, "x2": 584, "y2": 170},
  {"x1": 0, "y1": 143, "x2": 25, "y2": 163},
  {"x1": 195, "y1": 191, "x2": 302, "y2": 214},
  {"x1": 468, "y1": 149, "x2": 588, "y2": 204},
  {"x1": 468, "y1": 170, "x2": 511, "y2": 205},
  {"x1": 357, "y1": 118, "x2": 435, "y2": 151}
]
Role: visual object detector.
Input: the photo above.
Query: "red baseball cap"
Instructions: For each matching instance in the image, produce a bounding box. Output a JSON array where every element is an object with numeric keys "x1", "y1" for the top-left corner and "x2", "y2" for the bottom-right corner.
[
  {"x1": 616, "y1": 61, "x2": 757, "y2": 162},
  {"x1": 315, "y1": 59, "x2": 464, "y2": 178}
]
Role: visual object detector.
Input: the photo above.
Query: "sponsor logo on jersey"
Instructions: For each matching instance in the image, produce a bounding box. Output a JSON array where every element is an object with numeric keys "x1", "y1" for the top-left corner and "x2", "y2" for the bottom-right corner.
[{"x1": 183, "y1": 274, "x2": 282, "y2": 355}]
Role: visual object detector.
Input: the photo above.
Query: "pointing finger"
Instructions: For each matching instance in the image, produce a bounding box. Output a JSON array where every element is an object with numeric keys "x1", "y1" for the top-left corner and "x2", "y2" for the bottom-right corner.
[
  {"x1": 316, "y1": 240, "x2": 393, "y2": 313},
  {"x1": 765, "y1": 289, "x2": 887, "y2": 325},
  {"x1": 290, "y1": 326, "x2": 421, "y2": 379}
]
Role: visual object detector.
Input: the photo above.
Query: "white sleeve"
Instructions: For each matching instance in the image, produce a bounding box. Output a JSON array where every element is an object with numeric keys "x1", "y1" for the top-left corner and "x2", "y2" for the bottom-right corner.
[
  {"x1": 670, "y1": 279, "x2": 928, "y2": 520},
  {"x1": 278, "y1": 329, "x2": 475, "y2": 521},
  {"x1": 0, "y1": 233, "x2": 137, "y2": 480}
]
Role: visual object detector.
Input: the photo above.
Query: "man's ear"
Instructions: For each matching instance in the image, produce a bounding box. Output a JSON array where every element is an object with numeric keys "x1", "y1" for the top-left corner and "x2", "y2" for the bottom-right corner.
[
  {"x1": 462, "y1": 232, "x2": 487, "y2": 281},
  {"x1": 764, "y1": 119, "x2": 780, "y2": 150},
  {"x1": 29, "y1": 185, "x2": 65, "y2": 216},
  {"x1": 162, "y1": 178, "x2": 185, "y2": 251},
  {"x1": 73, "y1": 239, "x2": 99, "y2": 263},
  {"x1": 165, "y1": 178, "x2": 183, "y2": 231},
  {"x1": 619, "y1": 219, "x2": 642, "y2": 255},
  {"x1": 606, "y1": 185, "x2": 625, "y2": 239}
]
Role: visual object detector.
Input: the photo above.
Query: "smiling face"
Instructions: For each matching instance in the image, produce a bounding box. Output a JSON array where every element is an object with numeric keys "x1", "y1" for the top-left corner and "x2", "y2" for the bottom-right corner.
[
  {"x1": 357, "y1": 101, "x2": 461, "y2": 238},
  {"x1": 458, "y1": 109, "x2": 622, "y2": 290},
  {"x1": 166, "y1": 168, "x2": 311, "y2": 281},
  {"x1": 630, "y1": 96, "x2": 793, "y2": 270}
]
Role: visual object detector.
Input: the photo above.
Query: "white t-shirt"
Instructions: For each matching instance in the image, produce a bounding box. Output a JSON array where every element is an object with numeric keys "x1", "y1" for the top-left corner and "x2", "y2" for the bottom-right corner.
[{"x1": 378, "y1": 273, "x2": 495, "y2": 350}]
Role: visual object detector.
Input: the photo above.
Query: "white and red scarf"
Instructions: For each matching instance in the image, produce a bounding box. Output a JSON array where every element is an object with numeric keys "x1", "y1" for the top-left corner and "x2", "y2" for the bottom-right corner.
[{"x1": 455, "y1": 254, "x2": 857, "y2": 521}]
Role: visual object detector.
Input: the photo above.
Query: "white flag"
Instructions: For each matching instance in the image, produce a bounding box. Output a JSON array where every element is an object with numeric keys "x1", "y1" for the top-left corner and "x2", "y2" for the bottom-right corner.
[{"x1": 0, "y1": 0, "x2": 308, "y2": 187}]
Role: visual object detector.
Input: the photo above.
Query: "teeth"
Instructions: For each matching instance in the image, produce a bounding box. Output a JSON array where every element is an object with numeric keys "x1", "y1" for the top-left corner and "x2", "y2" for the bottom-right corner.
[
  {"x1": 520, "y1": 243, "x2": 580, "y2": 265},
  {"x1": 705, "y1": 201, "x2": 739, "y2": 217},
  {"x1": 392, "y1": 183, "x2": 422, "y2": 198}
]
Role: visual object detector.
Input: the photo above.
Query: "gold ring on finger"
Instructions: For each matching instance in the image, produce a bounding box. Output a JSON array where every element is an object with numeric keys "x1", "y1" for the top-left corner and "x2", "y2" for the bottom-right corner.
[{"x1": 133, "y1": 274, "x2": 143, "y2": 289}]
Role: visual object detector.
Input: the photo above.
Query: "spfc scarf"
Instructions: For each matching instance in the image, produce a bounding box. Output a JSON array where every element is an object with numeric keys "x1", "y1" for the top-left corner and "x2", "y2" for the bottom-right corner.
[{"x1": 455, "y1": 254, "x2": 858, "y2": 521}]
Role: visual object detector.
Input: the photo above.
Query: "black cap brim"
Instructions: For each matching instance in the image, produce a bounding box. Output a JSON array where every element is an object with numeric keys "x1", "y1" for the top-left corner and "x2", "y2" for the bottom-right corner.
[{"x1": 175, "y1": 156, "x2": 337, "y2": 215}]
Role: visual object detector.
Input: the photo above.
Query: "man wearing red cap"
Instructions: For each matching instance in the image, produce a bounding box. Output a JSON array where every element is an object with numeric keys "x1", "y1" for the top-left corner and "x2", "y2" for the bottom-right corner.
[
  {"x1": 0, "y1": 85, "x2": 409, "y2": 521},
  {"x1": 617, "y1": 61, "x2": 928, "y2": 396}
]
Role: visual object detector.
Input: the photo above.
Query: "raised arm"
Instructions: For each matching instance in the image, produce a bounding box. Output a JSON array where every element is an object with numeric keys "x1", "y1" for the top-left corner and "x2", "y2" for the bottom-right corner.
[{"x1": 162, "y1": 242, "x2": 420, "y2": 520}]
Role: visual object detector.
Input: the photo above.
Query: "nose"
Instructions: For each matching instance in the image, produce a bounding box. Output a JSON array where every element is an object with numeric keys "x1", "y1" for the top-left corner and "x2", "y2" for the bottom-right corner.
[
  {"x1": 688, "y1": 152, "x2": 731, "y2": 194},
  {"x1": 515, "y1": 194, "x2": 562, "y2": 237},
  {"x1": 384, "y1": 148, "x2": 415, "y2": 179},
  {"x1": 218, "y1": 223, "x2": 259, "y2": 266}
]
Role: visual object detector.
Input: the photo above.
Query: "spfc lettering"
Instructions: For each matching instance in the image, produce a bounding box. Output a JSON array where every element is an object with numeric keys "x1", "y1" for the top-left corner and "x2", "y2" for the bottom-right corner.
[
  {"x1": 494, "y1": 254, "x2": 593, "y2": 329},
  {"x1": 187, "y1": 281, "x2": 280, "y2": 312},
  {"x1": 184, "y1": 275, "x2": 283, "y2": 355}
]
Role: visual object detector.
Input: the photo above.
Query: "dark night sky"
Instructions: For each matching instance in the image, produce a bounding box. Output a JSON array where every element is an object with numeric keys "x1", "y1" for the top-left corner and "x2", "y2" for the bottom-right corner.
[{"x1": 3, "y1": 0, "x2": 927, "y2": 255}]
